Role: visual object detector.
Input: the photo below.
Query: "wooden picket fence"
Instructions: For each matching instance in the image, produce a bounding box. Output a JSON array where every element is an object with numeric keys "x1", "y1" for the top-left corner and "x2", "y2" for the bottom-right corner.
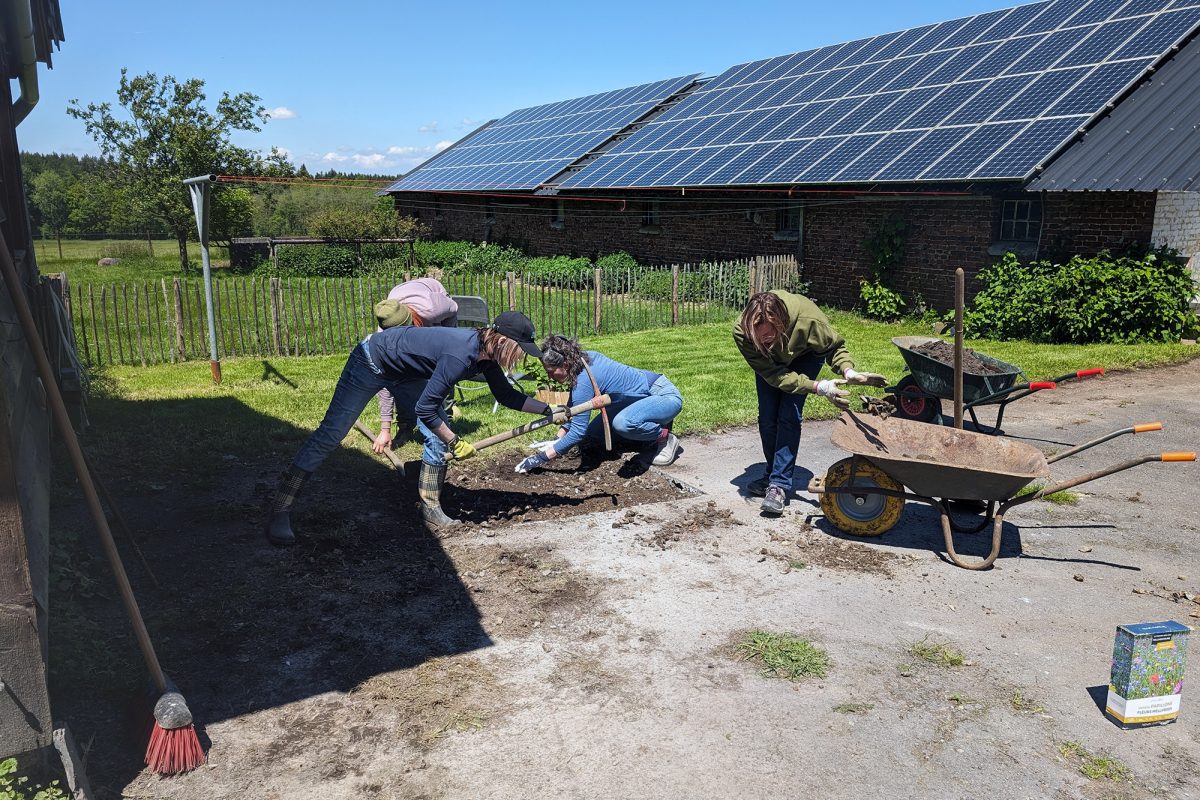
[{"x1": 53, "y1": 254, "x2": 802, "y2": 367}]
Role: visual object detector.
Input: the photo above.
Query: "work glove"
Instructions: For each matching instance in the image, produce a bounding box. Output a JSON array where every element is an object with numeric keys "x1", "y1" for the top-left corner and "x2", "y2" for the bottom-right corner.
[
  {"x1": 815, "y1": 379, "x2": 852, "y2": 411},
  {"x1": 515, "y1": 450, "x2": 551, "y2": 474},
  {"x1": 843, "y1": 368, "x2": 888, "y2": 387},
  {"x1": 446, "y1": 436, "x2": 477, "y2": 462},
  {"x1": 541, "y1": 403, "x2": 571, "y2": 419}
]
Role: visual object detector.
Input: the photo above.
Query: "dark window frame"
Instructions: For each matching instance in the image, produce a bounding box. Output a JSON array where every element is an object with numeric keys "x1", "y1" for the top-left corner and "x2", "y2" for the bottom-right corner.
[{"x1": 775, "y1": 203, "x2": 803, "y2": 242}]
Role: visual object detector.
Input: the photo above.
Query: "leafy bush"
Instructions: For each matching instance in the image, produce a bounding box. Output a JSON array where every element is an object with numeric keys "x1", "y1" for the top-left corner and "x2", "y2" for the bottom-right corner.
[
  {"x1": 595, "y1": 251, "x2": 642, "y2": 292},
  {"x1": 0, "y1": 757, "x2": 68, "y2": 800},
  {"x1": 964, "y1": 248, "x2": 1199, "y2": 344},
  {"x1": 634, "y1": 270, "x2": 709, "y2": 301},
  {"x1": 524, "y1": 256, "x2": 594, "y2": 289},
  {"x1": 859, "y1": 278, "x2": 907, "y2": 321},
  {"x1": 270, "y1": 243, "x2": 360, "y2": 277},
  {"x1": 416, "y1": 241, "x2": 527, "y2": 275}
]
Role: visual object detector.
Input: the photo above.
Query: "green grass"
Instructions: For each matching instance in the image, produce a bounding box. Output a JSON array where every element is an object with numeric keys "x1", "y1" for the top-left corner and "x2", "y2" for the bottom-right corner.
[
  {"x1": 909, "y1": 635, "x2": 967, "y2": 668},
  {"x1": 736, "y1": 631, "x2": 831, "y2": 680},
  {"x1": 1016, "y1": 483, "x2": 1081, "y2": 504},
  {"x1": 1058, "y1": 741, "x2": 1131, "y2": 782},
  {"x1": 1010, "y1": 688, "x2": 1045, "y2": 713},
  {"x1": 36, "y1": 237, "x2": 231, "y2": 283}
]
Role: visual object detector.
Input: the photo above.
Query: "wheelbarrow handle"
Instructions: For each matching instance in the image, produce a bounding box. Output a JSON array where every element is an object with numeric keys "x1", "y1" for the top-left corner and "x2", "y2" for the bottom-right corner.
[
  {"x1": 1163, "y1": 452, "x2": 1197, "y2": 462},
  {"x1": 1028, "y1": 381, "x2": 1056, "y2": 391},
  {"x1": 1009, "y1": 451, "x2": 1195, "y2": 508},
  {"x1": 1076, "y1": 367, "x2": 1105, "y2": 378},
  {"x1": 1047, "y1": 422, "x2": 1164, "y2": 464}
]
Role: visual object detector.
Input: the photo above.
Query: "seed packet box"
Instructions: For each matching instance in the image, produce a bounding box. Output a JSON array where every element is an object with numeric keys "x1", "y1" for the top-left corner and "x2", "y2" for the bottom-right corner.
[{"x1": 1106, "y1": 621, "x2": 1191, "y2": 729}]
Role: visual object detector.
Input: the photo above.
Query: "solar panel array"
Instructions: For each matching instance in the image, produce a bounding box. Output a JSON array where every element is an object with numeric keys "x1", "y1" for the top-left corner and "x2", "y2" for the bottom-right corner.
[
  {"x1": 559, "y1": 0, "x2": 1200, "y2": 189},
  {"x1": 384, "y1": 75, "x2": 698, "y2": 192}
]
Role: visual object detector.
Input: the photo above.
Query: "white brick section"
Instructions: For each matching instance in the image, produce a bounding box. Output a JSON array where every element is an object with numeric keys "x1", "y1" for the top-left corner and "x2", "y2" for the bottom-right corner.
[{"x1": 1152, "y1": 192, "x2": 1200, "y2": 308}]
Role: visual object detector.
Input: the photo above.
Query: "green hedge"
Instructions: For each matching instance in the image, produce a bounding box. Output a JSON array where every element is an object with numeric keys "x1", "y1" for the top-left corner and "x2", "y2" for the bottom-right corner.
[{"x1": 964, "y1": 249, "x2": 1200, "y2": 344}]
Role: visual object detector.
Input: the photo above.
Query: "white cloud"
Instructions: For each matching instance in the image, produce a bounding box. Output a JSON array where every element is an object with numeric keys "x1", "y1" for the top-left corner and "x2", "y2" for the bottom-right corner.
[
  {"x1": 266, "y1": 106, "x2": 296, "y2": 120},
  {"x1": 435, "y1": 140, "x2": 453, "y2": 151},
  {"x1": 458, "y1": 118, "x2": 478, "y2": 129},
  {"x1": 312, "y1": 142, "x2": 451, "y2": 172},
  {"x1": 418, "y1": 121, "x2": 439, "y2": 133}
]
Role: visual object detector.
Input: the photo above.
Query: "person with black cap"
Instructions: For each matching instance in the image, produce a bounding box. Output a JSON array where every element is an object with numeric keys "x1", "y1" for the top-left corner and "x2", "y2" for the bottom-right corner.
[{"x1": 265, "y1": 310, "x2": 557, "y2": 544}]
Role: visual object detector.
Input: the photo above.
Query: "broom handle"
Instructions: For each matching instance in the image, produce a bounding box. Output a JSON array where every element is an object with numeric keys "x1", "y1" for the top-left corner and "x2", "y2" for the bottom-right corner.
[
  {"x1": 470, "y1": 394, "x2": 612, "y2": 451},
  {"x1": 0, "y1": 229, "x2": 168, "y2": 693}
]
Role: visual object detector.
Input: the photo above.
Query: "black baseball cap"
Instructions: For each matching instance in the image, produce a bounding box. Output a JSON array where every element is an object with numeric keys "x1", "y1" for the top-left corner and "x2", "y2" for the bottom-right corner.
[{"x1": 492, "y1": 311, "x2": 543, "y2": 358}]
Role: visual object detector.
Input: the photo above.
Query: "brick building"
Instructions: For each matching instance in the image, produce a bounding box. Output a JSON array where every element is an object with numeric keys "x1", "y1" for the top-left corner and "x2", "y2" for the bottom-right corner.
[{"x1": 387, "y1": 0, "x2": 1200, "y2": 310}]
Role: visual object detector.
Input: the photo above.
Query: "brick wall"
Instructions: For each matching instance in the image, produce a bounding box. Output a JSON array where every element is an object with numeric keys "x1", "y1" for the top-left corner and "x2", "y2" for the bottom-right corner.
[
  {"x1": 1040, "y1": 192, "x2": 1156, "y2": 260},
  {"x1": 394, "y1": 190, "x2": 1158, "y2": 310}
]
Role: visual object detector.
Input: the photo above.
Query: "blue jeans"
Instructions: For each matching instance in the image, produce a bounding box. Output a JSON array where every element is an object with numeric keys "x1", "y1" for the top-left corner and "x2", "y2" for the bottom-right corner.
[
  {"x1": 756, "y1": 352, "x2": 824, "y2": 491},
  {"x1": 587, "y1": 375, "x2": 683, "y2": 443},
  {"x1": 291, "y1": 339, "x2": 448, "y2": 473}
]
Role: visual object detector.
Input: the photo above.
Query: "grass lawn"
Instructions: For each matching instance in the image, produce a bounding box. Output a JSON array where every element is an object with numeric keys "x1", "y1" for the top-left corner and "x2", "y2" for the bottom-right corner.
[
  {"x1": 36, "y1": 237, "x2": 231, "y2": 283},
  {"x1": 86, "y1": 313, "x2": 1198, "y2": 473}
]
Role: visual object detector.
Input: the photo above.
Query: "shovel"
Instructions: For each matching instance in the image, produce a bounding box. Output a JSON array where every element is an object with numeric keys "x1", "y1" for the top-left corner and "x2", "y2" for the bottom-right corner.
[{"x1": 469, "y1": 394, "x2": 613, "y2": 452}]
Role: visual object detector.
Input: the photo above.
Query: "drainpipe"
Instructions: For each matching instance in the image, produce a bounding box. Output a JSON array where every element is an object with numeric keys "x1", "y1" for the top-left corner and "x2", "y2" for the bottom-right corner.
[{"x1": 12, "y1": 0, "x2": 39, "y2": 125}]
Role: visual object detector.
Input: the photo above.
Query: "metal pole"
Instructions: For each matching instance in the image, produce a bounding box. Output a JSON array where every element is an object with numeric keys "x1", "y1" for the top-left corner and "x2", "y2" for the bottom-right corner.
[
  {"x1": 184, "y1": 174, "x2": 221, "y2": 383},
  {"x1": 953, "y1": 267, "x2": 964, "y2": 429}
]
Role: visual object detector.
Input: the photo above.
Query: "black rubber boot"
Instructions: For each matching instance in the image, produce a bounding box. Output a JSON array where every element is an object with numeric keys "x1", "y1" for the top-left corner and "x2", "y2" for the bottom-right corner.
[
  {"x1": 418, "y1": 462, "x2": 460, "y2": 528},
  {"x1": 266, "y1": 467, "x2": 310, "y2": 546}
]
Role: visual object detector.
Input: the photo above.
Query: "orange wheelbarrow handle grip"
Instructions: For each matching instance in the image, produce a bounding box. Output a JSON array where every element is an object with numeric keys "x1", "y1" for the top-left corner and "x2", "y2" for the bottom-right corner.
[{"x1": 1161, "y1": 452, "x2": 1196, "y2": 462}]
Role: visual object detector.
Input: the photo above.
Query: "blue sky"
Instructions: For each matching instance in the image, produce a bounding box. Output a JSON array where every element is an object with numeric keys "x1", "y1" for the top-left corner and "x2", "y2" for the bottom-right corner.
[{"x1": 25, "y1": 0, "x2": 1023, "y2": 174}]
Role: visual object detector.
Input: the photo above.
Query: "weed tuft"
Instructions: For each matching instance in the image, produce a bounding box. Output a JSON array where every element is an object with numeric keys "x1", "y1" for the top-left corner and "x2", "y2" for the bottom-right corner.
[
  {"x1": 909, "y1": 635, "x2": 966, "y2": 667},
  {"x1": 737, "y1": 631, "x2": 831, "y2": 681},
  {"x1": 1058, "y1": 741, "x2": 1131, "y2": 782}
]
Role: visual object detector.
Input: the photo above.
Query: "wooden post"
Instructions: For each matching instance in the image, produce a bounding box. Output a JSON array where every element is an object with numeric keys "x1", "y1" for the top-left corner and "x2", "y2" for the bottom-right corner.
[
  {"x1": 506, "y1": 271, "x2": 516, "y2": 311},
  {"x1": 954, "y1": 267, "x2": 965, "y2": 430},
  {"x1": 132, "y1": 284, "x2": 146, "y2": 367},
  {"x1": 270, "y1": 276, "x2": 282, "y2": 356},
  {"x1": 671, "y1": 264, "x2": 680, "y2": 326},
  {"x1": 593, "y1": 267, "x2": 602, "y2": 334}
]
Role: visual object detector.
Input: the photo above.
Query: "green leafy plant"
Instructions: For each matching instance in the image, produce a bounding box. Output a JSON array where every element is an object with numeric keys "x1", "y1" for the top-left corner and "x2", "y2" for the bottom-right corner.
[
  {"x1": 862, "y1": 214, "x2": 909, "y2": 283},
  {"x1": 1058, "y1": 741, "x2": 1131, "y2": 781},
  {"x1": 964, "y1": 248, "x2": 1199, "y2": 344},
  {"x1": 0, "y1": 757, "x2": 69, "y2": 800},
  {"x1": 859, "y1": 278, "x2": 907, "y2": 321}
]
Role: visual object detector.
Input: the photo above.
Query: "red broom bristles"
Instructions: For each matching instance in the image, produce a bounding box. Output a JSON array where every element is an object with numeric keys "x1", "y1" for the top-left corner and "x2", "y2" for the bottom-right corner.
[{"x1": 146, "y1": 723, "x2": 206, "y2": 775}]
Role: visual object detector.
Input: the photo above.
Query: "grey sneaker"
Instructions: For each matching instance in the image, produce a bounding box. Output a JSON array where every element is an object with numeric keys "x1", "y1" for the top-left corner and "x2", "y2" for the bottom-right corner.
[
  {"x1": 651, "y1": 433, "x2": 680, "y2": 466},
  {"x1": 746, "y1": 476, "x2": 769, "y2": 497},
  {"x1": 761, "y1": 485, "x2": 786, "y2": 515}
]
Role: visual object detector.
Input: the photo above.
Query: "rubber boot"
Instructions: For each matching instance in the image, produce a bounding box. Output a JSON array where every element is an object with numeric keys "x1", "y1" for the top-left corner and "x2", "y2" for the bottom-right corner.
[
  {"x1": 418, "y1": 462, "x2": 460, "y2": 528},
  {"x1": 266, "y1": 466, "x2": 310, "y2": 546}
]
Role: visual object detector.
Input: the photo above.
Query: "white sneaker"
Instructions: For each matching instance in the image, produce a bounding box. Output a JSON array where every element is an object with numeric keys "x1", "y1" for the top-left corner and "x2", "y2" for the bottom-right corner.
[{"x1": 651, "y1": 433, "x2": 680, "y2": 466}]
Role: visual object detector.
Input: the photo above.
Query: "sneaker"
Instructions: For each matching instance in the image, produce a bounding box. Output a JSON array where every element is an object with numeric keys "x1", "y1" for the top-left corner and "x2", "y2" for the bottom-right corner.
[
  {"x1": 746, "y1": 476, "x2": 769, "y2": 497},
  {"x1": 651, "y1": 433, "x2": 680, "y2": 466},
  {"x1": 761, "y1": 485, "x2": 786, "y2": 515}
]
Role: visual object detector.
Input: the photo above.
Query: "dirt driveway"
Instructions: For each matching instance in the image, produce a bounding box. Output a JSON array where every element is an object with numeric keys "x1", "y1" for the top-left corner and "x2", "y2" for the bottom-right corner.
[{"x1": 61, "y1": 360, "x2": 1200, "y2": 799}]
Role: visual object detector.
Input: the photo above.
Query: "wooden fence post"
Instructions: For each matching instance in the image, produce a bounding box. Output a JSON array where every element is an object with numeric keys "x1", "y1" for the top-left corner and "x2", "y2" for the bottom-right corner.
[
  {"x1": 270, "y1": 277, "x2": 283, "y2": 356},
  {"x1": 172, "y1": 277, "x2": 185, "y2": 360},
  {"x1": 593, "y1": 268, "x2": 602, "y2": 334},
  {"x1": 506, "y1": 271, "x2": 516, "y2": 311},
  {"x1": 671, "y1": 264, "x2": 680, "y2": 326}
]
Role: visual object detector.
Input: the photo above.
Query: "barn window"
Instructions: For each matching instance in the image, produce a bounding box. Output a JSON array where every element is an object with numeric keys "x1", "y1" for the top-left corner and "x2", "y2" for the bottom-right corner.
[
  {"x1": 775, "y1": 204, "x2": 803, "y2": 241},
  {"x1": 1000, "y1": 199, "x2": 1041, "y2": 242},
  {"x1": 640, "y1": 200, "x2": 662, "y2": 233},
  {"x1": 550, "y1": 200, "x2": 565, "y2": 230}
]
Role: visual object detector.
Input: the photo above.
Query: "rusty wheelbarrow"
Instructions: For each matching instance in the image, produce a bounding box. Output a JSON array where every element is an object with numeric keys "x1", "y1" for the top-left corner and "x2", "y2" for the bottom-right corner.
[{"x1": 808, "y1": 413, "x2": 1195, "y2": 570}]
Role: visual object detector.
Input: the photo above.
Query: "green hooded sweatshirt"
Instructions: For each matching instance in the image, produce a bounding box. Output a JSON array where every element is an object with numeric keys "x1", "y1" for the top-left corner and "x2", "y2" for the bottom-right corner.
[{"x1": 732, "y1": 290, "x2": 854, "y2": 395}]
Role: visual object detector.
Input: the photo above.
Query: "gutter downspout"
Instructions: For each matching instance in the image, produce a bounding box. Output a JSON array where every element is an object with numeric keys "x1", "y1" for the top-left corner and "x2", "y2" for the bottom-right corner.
[{"x1": 13, "y1": 0, "x2": 39, "y2": 125}]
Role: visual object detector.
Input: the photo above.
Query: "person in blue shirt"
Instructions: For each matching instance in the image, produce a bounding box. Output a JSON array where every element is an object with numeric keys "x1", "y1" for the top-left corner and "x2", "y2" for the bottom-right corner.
[
  {"x1": 514, "y1": 335, "x2": 682, "y2": 474},
  {"x1": 266, "y1": 311, "x2": 556, "y2": 544}
]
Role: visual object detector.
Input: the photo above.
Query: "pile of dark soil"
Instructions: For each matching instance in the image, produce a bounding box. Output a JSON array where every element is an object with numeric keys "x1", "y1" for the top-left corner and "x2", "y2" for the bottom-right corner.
[{"x1": 911, "y1": 340, "x2": 1006, "y2": 375}]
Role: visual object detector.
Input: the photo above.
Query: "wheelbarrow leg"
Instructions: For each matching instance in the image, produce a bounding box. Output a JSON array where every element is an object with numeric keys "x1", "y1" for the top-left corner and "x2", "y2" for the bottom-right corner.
[
  {"x1": 941, "y1": 499, "x2": 996, "y2": 534},
  {"x1": 939, "y1": 509, "x2": 1005, "y2": 570}
]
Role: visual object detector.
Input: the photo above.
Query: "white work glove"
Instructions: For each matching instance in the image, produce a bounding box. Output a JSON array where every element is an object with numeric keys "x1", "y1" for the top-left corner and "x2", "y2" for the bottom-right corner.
[
  {"x1": 515, "y1": 450, "x2": 551, "y2": 474},
  {"x1": 843, "y1": 368, "x2": 888, "y2": 387},
  {"x1": 815, "y1": 379, "x2": 851, "y2": 411}
]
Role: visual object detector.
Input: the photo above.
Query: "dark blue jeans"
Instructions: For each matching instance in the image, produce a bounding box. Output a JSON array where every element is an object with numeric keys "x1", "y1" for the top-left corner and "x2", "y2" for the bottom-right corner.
[{"x1": 755, "y1": 352, "x2": 824, "y2": 491}]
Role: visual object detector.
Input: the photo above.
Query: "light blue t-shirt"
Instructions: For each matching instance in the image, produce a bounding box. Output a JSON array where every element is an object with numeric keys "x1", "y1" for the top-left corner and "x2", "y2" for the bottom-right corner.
[{"x1": 557, "y1": 351, "x2": 660, "y2": 453}]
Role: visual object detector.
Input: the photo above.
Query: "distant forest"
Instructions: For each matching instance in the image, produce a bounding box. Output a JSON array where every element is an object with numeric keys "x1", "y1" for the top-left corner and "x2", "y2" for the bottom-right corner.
[{"x1": 23, "y1": 150, "x2": 402, "y2": 242}]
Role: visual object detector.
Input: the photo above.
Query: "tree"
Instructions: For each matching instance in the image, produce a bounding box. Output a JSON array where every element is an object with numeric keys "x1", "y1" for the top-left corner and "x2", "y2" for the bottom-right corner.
[
  {"x1": 67, "y1": 69, "x2": 280, "y2": 273},
  {"x1": 30, "y1": 170, "x2": 70, "y2": 258}
]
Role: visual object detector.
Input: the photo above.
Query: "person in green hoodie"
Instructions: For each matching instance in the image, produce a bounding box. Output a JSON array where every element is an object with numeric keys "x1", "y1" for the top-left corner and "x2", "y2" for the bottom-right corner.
[{"x1": 733, "y1": 290, "x2": 887, "y2": 515}]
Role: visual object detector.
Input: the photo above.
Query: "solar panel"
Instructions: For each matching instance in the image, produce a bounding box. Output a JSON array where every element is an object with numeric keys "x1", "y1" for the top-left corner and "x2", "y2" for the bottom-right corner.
[
  {"x1": 558, "y1": 0, "x2": 1200, "y2": 189},
  {"x1": 383, "y1": 74, "x2": 698, "y2": 192}
]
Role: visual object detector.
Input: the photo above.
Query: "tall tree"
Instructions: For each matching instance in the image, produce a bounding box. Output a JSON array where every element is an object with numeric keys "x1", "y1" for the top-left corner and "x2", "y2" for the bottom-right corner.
[
  {"x1": 67, "y1": 69, "x2": 276, "y2": 272},
  {"x1": 30, "y1": 170, "x2": 70, "y2": 258}
]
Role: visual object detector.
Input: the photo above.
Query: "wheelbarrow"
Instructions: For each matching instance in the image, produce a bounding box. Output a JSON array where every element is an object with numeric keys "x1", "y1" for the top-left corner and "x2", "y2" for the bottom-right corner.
[
  {"x1": 886, "y1": 335, "x2": 1105, "y2": 433},
  {"x1": 808, "y1": 412, "x2": 1194, "y2": 570}
]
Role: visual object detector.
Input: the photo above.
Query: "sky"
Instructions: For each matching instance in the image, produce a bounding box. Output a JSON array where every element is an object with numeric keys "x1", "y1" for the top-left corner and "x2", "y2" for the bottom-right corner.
[{"x1": 24, "y1": 0, "x2": 1028, "y2": 175}]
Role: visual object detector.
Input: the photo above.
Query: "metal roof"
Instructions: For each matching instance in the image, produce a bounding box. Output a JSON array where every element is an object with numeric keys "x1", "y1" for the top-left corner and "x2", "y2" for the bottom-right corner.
[{"x1": 1029, "y1": 36, "x2": 1200, "y2": 190}]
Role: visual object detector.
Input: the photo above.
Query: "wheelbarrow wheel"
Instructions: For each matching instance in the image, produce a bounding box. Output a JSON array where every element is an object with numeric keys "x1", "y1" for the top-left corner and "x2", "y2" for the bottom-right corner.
[
  {"x1": 819, "y1": 457, "x2": 904, "y2": 537},
  {"x1": 889, "y1": 376, "x2": 942, "y2": 424}
]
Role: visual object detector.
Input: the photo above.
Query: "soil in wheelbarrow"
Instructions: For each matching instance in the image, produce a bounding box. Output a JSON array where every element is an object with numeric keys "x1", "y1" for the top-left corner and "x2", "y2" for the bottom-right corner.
[{"x1": 911, "y1": 339, "x2": 1005, "y2": 375}]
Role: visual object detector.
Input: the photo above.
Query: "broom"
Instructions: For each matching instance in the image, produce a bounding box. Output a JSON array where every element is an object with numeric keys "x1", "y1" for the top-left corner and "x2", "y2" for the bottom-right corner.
[{"x1": 0, "y1": 231, "x2": 205, "y2": 774}]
